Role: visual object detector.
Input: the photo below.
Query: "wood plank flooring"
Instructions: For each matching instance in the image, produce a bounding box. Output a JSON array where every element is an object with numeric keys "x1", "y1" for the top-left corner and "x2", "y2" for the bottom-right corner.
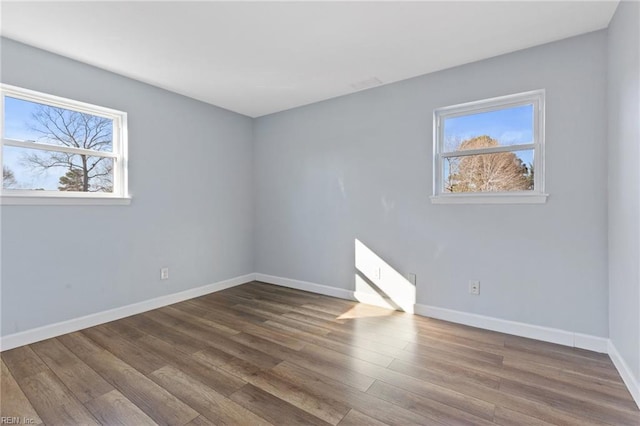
[{"x1": 1, "y1": 281, "x2": 638, "y2": 425}]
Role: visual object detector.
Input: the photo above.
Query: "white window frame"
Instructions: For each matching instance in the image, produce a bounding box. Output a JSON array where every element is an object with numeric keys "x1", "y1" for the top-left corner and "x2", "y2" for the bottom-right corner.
[
  {"x1": 431, "y1": 89, "x2": 547, "y2": 204},
  {"x1": 0, "y1": 84, "x2": 130, "y2": 205}
]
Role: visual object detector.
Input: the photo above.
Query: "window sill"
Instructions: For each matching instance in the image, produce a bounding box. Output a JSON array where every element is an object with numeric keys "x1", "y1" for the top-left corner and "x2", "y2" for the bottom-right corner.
[
  {"x1": 0, "y1": 195, "x2": 132, "y2": 206},
  {"x1": 430, "y1": 193, "x2": 548, "y2": 205}
]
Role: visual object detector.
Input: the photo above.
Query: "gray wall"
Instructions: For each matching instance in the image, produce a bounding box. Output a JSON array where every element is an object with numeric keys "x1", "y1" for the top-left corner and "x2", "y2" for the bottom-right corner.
[
  {"x1": 608, "y1": 1, "x2": 640, "y2": 380},
  {"x1": 1, "y1": 28, "x2": 619, "y2": 341},
  {"x1": 254, "y1": 31, "x2": 609, "y2": 337},
  {"x1": 0, "y1": 38, "x2": 255, "y2": 336}
]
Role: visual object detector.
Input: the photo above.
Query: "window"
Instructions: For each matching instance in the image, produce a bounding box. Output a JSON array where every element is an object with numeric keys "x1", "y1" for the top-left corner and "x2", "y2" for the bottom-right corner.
[
  {"x1": 1, "y1": 84, "x2": 129, "y2": 205},
  {"x1": 432, "y1": 90, "x2": 546, "y2": 204}
]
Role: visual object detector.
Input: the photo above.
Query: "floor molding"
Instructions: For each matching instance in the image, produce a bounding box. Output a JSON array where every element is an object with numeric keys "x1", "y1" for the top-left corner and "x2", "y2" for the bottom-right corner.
[
  {"x1": 0, "y1": 273, "x2": 255, "y2": 351},
  {"x1": 254, "y1": 274, "x2": 610, "y2": 353},
  {"x1": 255, "y1": 273, "x2": 356, "y2": 301},
  {"x1": 3, "y1": 271, "x2": 636, "y2": 410},
  {"x1": 608, "y1": 340, "x2": 640, "y2": 408},
  {"x1": 414, "y1": 303, "x2": 609, "y2": 353},
  {"x1": 352, "y1": 291, "x2": 414, "y2": 313}
]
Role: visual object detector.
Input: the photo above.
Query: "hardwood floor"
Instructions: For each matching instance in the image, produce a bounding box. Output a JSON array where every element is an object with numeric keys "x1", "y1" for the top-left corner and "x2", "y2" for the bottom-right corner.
[{"x1": 1, "y1": 281, "x2": 638, "y2": 425}]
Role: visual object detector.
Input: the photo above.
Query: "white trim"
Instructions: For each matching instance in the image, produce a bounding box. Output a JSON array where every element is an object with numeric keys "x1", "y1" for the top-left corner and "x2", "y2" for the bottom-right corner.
[
  {"x1": 0, "y1": 195, "x2": 132, "y2": 205},
  {"x1": 3, "y1": 138, "x2": 118, "y2": 158},
  {"x1": 413, "y1": 303, "x2": 608, "y2": 353},
  {"x1": 434, "y1": 90, "x2": 545, "y2": 117},
  {"x1": 574, "y1": 332, "x2": 610, "y2": 353},
  {"x1": 430, "y1": 193, "x2": 548, "y2": 204},
  {"x1": 441, "y1": 143, "x2": 535, "y2": 158},
  {"x1": 353, "y1": 291, "x2": 390, "y2": 308},
  {"x1": 255, "y1": 274, "x2": 417, "y2": 312},
  {"x1": 1, "y1": 84, "x2": 124, "y2": 119},
  {"x1": 0, "y1": 273, "x2": 255, "y2": 351},
  {"x1": 254, "y1": 273, "x2": 355, "y2": 301},
  {"x1": 608, "y1": 340, "x2": 640, "y2": 408},
  {"x1": 353, "y1": 291, "x2": 415, "y2": 313}
]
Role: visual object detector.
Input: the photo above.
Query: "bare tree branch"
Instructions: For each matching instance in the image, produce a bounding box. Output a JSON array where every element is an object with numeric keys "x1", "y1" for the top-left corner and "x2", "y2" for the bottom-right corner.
[
  {"x1": 2, "y1": 166, "x2": 18, "y2": 188},
  {"x1": 23, "y1": 105, "x2": 114, "y2": 192}
]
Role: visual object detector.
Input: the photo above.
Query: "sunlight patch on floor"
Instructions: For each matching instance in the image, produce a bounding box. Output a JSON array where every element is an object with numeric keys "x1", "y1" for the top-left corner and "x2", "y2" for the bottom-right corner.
[{"x1": 337, "y1": 297, "x2": 395, "y2": 320}]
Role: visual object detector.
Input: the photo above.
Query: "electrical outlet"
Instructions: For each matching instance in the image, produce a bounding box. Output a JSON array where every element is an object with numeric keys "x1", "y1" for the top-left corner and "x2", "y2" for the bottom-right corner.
[
  {"x1": 407, "y1": 273, "x2": 417, "y2": 285},
  {"x1": 160, "y1": 267, "x2": 169, "y2": 280},
  {"x1": 469, "y1": 280, "x2": 480, "y2": 295},
  {"x1": 374, "y1": 267, "x2": 381, "y2": 280}
]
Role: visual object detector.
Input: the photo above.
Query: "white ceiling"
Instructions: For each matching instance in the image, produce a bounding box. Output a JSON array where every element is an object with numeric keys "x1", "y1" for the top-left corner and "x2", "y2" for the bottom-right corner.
[{"x1": 1, "y1": 1, "x2": 619, "y2": 117}]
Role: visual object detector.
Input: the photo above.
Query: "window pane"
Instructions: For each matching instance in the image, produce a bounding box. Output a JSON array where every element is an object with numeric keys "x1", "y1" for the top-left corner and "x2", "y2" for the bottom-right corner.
[
  {"x1": 3, "y1": 145, "x2": 114, "y2": 192},
  {"x1": 443, "y1": 149, "x2": 534, "y2": 193},
  {"x1": 443, "y1": 104, "x2": 533, "y2": 152},
  {"x1": 3, "y1": 96, "x2": 113, "y2": 152}
]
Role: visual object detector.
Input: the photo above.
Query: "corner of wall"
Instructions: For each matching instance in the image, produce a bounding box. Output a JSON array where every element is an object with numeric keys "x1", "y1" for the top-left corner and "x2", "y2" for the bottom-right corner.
[{"x1": 609, "y1": 340, "x2": 640, "y2": 408}]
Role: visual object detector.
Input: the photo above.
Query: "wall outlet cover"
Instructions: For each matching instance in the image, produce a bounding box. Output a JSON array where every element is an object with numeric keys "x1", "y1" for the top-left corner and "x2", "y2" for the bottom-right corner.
[{"x1": 161, "y1": 268, "x2": 169, "y2": 280}]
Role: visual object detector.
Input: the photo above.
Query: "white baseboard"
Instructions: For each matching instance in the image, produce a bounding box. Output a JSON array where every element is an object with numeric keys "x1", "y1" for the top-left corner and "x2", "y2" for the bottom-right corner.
[
  {"x1": 0, "y1": 273, "x2": 256, "y2": 351},
  {"x1": 254, "y1": 274, "x2": 417, "y2": 313},
  {"x1": 414, "y1": 304, "x2": 609, "y2": 353},
  {"x1": 254, "y1": 273, "x2": 356, "y2": 301},
  {"x1": 254, "y1": 274, "x2": 609, "y2": 353},
  {"x1": 608, "y1": 340, "x2": 640, "y2": 408},
  {"x1": 352, "y1": 291, "x2": 395, "y2": 309},
  {"x1": 353, "y1": 291, "x2": 415, "y2": 314},
  {"x1": 574, "y1": 332, "x2": 610, "y2": 353},
  {"x1": 3, "y1": 271, "x2": 635, "y2": 409}
]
